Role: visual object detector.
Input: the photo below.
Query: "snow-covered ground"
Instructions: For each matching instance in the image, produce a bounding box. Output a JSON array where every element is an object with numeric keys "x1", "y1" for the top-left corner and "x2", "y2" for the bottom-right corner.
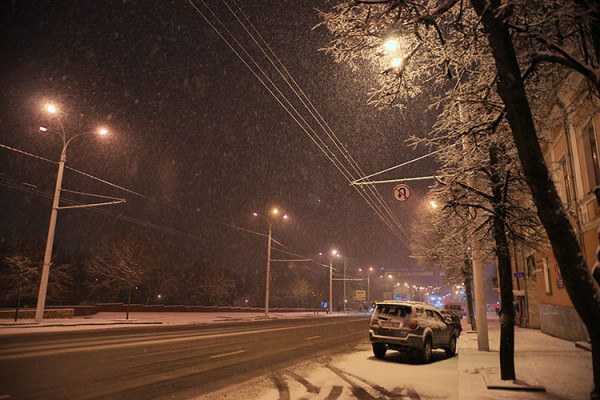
[
  {"x1": 199, "y1": 316, "x2": 593, "y2": 400},
  {"x1": 0, "y1": 312, "x2": 593, "y2": 399}
]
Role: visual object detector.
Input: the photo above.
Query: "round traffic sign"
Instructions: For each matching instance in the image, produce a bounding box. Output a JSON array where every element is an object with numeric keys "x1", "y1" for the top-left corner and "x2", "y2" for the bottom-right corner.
[{"x1": 392, "y1": 184, "x2": 411, "y2": 202}]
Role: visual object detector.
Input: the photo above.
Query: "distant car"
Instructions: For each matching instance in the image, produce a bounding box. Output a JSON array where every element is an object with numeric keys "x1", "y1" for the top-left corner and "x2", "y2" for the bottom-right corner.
[
  {"x1": 369, "y1": 300, "x2": 458, "y2": 363},
  {"x1": 442, "y1": 303, "x2": 463, "y2": 319},
  {"x1": 439, "y1": 309, "x2": 462, "y2": 337}
]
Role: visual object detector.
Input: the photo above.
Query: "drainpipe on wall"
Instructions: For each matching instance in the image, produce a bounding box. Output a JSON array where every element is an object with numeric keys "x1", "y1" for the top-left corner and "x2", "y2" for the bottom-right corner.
[
  {"x1": 593, "y1": 187, "x2": 600, "y2": 287},
  {"x1": 556, "y1": 99, "x2": 586, "y2": 255}
]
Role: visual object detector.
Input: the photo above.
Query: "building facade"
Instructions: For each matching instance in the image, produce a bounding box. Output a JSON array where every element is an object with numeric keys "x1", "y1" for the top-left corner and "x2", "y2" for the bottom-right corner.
[{"x1": 512, "y1": 75, "x2": 600, "y2": 341}]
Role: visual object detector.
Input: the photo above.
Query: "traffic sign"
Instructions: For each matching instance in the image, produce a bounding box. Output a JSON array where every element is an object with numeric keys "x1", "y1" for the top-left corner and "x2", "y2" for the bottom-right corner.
[{"x1": 392, "y1": 184, "x2": 411, "y2": 202}]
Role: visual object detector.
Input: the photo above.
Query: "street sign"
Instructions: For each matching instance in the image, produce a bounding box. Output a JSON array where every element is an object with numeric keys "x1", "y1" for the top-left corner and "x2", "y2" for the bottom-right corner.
[
  {"x1": 392, "y1": 184, "x2": 411, "y2": 202},
  {"x1": 354, "y1": 290, "x2": 366, "y2": 301}
]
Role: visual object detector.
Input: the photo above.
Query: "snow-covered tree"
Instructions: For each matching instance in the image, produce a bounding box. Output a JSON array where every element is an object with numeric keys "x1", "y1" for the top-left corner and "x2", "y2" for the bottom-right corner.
[
  {"x1": 169, "y1": 262, "x2": 235, "y2": 306},
  {"x1": 86, "y1": 235, "x2": 151, "y2": 319},
  {"x1": 1, "y1": 247, "x2": 73, "y2": 320},
  {"x1": 410, "y1": 199, "x2": 479, "y2": 330},
  {"x1": 1, "y1": 254, "x2": 38, "y2": 321},
  {"x1": 320, "y1": 0, "x2": 600, "y2": 393}
]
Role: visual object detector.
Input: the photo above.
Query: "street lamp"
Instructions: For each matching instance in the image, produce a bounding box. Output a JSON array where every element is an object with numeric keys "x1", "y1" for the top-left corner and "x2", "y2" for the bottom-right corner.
[
  {"x1": 253, "y1": 207, "x2": 288, "y2": 317},
  {"x1": 319, "y1": 249, "x2": 340, "y2": 314},
  {"x1": 34, "y1": 103, "x2": 109, "y2": 323},
  {"x1": 382, "y1": 36, "x2": 404, "y2": 70},
  {"x1": 385, "y1": 274, "x2": 393, "y2": 295},
  {"x1": 359, "y1": 267, "x2": 374, "y2": 306}
]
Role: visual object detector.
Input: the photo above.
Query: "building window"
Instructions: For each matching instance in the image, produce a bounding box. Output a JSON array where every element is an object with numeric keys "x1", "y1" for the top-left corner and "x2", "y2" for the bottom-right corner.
[
  {"x1": 581, "y1": 120, "x2": 600, "y2": 192},
  {"x1": 542, "y1": 257, "x2": 552, "y2": 295},
  {"x1": 526, "y1": 255, "x2": 537, "y2": 280}
]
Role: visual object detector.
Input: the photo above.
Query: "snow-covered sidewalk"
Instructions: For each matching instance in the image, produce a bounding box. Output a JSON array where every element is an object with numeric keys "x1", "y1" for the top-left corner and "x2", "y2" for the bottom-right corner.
[{"x1": 457, "y1": 318, "x2": 593, "y2": 399}]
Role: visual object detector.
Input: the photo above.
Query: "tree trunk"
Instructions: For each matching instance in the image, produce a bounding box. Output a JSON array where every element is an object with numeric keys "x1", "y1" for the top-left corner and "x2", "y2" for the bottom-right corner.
[
  {"x1": 489, "y1": 144, "x2": 516, "y2": 380},
  {"x1": 14, "y1": 277, "x2": 22, "y2": 322},
  {"x1": 470, "y1": 0, "x2": 600, "y2": 395},
  {"x1": 463, "y1": 256, "x2": 476, "y2": 331},
  {"x1": 126, "y1": 285, "x2": 132, "y2": 321}
]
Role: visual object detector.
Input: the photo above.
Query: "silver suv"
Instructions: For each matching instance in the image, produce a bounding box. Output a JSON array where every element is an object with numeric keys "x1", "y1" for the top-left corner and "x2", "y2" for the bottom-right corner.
[{"x1": 369, "y1": 300, "x2": 458, "y2": 363}]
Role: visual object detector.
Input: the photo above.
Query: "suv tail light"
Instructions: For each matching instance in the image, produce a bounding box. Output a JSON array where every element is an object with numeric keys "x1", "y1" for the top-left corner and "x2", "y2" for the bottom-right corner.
[{"x1": 407, "y1": 320, "x2": 419, "y2": 330}]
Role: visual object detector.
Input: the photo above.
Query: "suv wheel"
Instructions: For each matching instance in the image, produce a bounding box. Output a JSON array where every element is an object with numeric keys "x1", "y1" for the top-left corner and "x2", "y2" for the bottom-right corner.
[
  {"x1": 419, "y1": 337, "x2": 432, "y2": 364},
  {"x1": 372, "y1": 343, "x2": 387, "y2": 360},
  {"x1": 445, "y1": 335, "x2": 457, "y2": 357}
]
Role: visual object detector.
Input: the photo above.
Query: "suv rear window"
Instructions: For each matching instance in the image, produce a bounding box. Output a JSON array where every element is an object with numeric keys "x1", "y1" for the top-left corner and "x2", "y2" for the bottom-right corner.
[{"x1": 376, "y1": 305, "x2": 411, "y2": 317}]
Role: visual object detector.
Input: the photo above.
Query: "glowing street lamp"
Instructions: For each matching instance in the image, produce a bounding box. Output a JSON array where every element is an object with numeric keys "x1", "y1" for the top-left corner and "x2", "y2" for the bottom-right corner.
[
  {"x1": 253, "y1": 207, "x2": 288, "y2": 317},
  {"x1": 383, "y1": 37, "x2": 399, "y2": 52},
  {"x1": 35, "y1": 103, "x2": 111, "y2": 323},
  {"x1": 46, "y1": 103, "x2": 57, "y2": 114},
  {"x1": 319, "y1": 249, "x2": 340, "y2": 314}
]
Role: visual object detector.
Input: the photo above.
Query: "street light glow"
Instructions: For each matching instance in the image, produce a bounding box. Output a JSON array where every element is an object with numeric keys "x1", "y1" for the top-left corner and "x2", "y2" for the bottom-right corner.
[
  {"x1": 46, "y1": 104, "x2": 57, "y2": 114},
  {"x1": 430, "y1": 201, "x2": 438, "y2": 209},
  {"x1": 97, "y1": 127, "x2": 109, "y2": 135},
  {"x1": 383, "y1": 38, "x2": 399, "y2": 52},
  {"x1": 271, "y1": 208, "x2": 279, "y2": 216},
  {"x1": 391, "y1": 57, "x2": 402, "y2": 68}
]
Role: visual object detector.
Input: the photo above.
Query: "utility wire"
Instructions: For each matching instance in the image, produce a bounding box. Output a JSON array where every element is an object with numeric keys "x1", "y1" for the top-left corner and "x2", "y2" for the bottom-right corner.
[
  {"x1": 188, "y1": 0, "x2": 408, "y2": 244},
  {"x1": 226, "y1": 0, "x2": 409, "y2": 241},
  {"x1": 0, "y1": 142, "x2": 164, "y2": 204},
  {"x1": 186, "y1": 0, "x2": 410, "y2": 246},
  {"x1": 0, "y1": 179, "x2": 203, "y2": 241}
]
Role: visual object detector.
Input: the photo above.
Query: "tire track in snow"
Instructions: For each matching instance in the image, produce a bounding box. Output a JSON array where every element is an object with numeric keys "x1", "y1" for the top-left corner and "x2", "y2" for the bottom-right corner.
[{"x1": 326, "y1": 363, "x2": 422, "y2": 399}]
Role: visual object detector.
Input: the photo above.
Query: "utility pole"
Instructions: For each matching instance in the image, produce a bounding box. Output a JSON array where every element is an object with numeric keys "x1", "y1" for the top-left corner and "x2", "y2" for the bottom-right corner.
[
  {"x1": 462, "y1": 132, "x2": 489, "y2": 351},
  {"x1": 472, "y1": 242, "x2": 489, "y2": 351},
  {"x1": 343, "y1": 259, "x2": 346, "y2": 313},
  {"x1": 265, "y1": 222, "x2": 272, "y2": 317}
]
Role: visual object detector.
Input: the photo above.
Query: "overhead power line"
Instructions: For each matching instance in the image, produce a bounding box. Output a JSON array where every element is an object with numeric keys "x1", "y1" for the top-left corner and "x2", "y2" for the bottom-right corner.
[
  {"x1": 0, "y1": 178, "x2": 203, "y2": 242},
  {"x1": 0, "y1": 142, "x2": 164, "y2": 204},
  {"x1": 186, "y1": 0, "x2": 412, "y2": 246}
]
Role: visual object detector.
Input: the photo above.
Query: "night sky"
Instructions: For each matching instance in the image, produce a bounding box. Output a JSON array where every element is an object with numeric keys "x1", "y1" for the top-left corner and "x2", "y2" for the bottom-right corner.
[{"x1": 0, "y1": 1, "x2": 439, "y2": 289}]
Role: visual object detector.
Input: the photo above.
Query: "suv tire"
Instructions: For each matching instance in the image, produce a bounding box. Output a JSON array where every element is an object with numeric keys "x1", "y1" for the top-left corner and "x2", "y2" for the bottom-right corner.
[
  {"x1": 372, "y1": 343, "x2": 387, "y2": 359},
  {"x1": 445, "y1": 335, "x2": 457, "y2": 357},
  {"x1": 419, "y1": 337, "x2": 432, "y2": 364}
]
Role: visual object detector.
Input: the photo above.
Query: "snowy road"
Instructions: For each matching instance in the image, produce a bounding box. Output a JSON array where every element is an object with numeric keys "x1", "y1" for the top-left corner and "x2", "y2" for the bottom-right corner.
[
  {"x1": 0, "y1": 316, "x2": 368, "y2": 399},
  {"x1": 206, "y1": 340, "x2": 460, "y2": 400}
]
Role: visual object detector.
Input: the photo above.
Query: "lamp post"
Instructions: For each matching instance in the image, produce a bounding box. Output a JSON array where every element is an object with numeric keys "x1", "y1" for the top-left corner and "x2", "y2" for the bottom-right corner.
[
  {"x1": 253, "y1": 208, "x2": 288, "y2": 317},
  {"x1": 319, "y1": 249, "x2": 339, "y2": 314},
  {"x1": 359, "y1": 267, "x2": 374, "y2": 306},
  {"x1": 343, "y1": 257, "x2": 347, "y2": 313},
  {"x1": 35, "y1": 103, "x2": 109, "y2": 323}
]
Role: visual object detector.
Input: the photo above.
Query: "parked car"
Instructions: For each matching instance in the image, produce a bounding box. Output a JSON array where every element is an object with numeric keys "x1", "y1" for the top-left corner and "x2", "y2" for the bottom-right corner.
[
  {"x1": 369, "y1": 300, "x2": 458, "y2": 363},
  {"x1": 439, "y1": 309, "x2": 462, "y2": 336}
]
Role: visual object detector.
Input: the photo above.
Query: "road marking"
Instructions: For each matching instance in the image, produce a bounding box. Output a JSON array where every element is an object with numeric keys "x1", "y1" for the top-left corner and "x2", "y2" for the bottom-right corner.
[
  {"x1": 209, "y1": 349, "x2": 246, "y2": 359},
  {"x1": 304, "y1": 336, "x2": 321, "y2": 340}
]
